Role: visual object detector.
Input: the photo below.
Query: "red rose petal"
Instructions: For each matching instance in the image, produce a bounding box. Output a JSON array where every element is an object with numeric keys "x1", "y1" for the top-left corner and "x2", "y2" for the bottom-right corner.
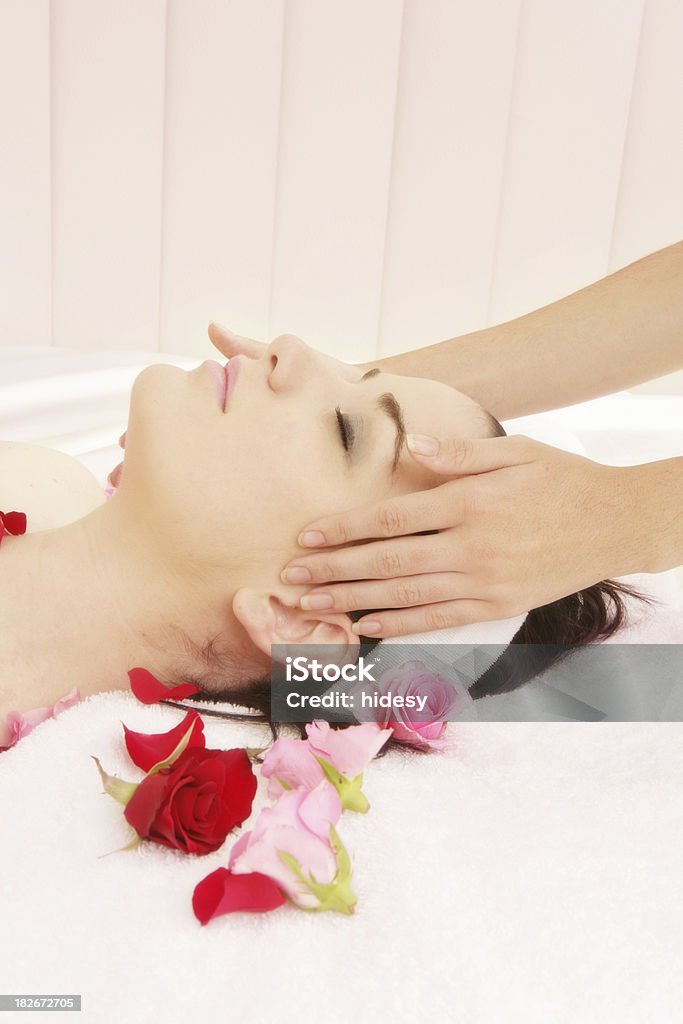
[
  {"x1": 128, "y1": 667, "x2": 200, "y2": 704},
  {"x1": 123, "y1": 771, "x2": 170, "y2": 839},
  {"x1": 0, "y1": 510, "x2": 28, "y2": 546},
  {"x1": 123, "y1": 709, "x2": 205, "y2": 771},
  {"x1": 192, "y1": 869, "x2": 286, "y2": 924},
  {"x1": 0, "y1": 510, "x2": 28, "y2": 536}
]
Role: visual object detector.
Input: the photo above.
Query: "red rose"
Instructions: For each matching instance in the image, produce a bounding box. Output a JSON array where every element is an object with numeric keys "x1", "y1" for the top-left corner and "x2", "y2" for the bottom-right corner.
[{"x1": 124, "y1": 747, "x2": 257, "y2": 855}]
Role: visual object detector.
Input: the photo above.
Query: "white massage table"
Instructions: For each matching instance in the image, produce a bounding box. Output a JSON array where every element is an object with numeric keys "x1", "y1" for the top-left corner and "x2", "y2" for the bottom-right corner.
[{"x1": 1, "y1": 345, "x2": 682, "y2": 1022}]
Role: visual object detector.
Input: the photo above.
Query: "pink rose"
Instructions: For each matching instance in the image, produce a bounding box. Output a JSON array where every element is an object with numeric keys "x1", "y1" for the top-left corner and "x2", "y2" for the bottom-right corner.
[
  {"x1": 260, "y1": 722, "x2": 392, "y2": 811},
  {"x1": 365, "y1": 660, "x2": 467, "y2": 750},
  {"x1": 50, "y1": 687, "x2": 81, "y2": 716},
  {"x1": 228, "y1": 782, "x2": 355, "y2": 912},
  {"x1": 3, "y1": 687, "x2": 81, "y2": 749},
  {"x1": 305, "y1": 721, "x2": 391, "y2": 777},
  {"x1": 260, "y1": 737, "x2": 325, "y2": 799}
]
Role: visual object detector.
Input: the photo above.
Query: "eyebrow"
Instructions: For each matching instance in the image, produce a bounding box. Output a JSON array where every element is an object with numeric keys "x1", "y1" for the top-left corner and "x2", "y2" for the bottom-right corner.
[{"x1": 359, "y1": 367, "x2": 406, "y2": 477}]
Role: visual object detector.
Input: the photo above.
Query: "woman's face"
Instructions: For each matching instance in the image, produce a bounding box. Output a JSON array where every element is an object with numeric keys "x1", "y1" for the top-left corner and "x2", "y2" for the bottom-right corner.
[
  {"x1": 119, "y1": 334, "x2": 494, "y2": 661},
  {"x1": 124, "y1": 334, "x2": 490, "y2": 561}
]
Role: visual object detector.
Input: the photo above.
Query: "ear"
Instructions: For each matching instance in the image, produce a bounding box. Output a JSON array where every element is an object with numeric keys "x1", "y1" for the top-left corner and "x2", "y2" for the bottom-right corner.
[{"x1": 233, "y1": 586, "x2": 360, "y2": 665}]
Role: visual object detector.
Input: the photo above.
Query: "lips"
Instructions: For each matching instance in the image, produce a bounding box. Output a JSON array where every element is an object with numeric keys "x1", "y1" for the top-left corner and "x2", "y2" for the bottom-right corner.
[
  {"x1": 200, "y1": 360, "x2": 227, "y2": 410},
  {"x1": 224, "y1": 356, "x2": 240, "y2": 410}
]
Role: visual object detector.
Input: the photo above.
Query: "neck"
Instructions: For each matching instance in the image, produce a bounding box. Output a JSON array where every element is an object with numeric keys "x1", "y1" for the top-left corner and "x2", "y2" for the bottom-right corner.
[{"x1": 0, "y1": 497, "x2": 245, "y2": 730}]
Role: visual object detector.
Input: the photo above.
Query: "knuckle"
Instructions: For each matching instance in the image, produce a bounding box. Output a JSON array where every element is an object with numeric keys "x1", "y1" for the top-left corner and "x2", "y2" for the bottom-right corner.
[
  {"x1": 316, "y1": 558, "x2": 341, "y2": 582},
  {"x1": 381, "y1": 613, "x2": 407, "y2": 638},
  {"x1": 375, "y1": 546, "x2": 402, "y2": 578},
  {"x1": 392, "y1": 581, "x2": 422, "y2": 607},
  {"x1": 425, "y1": 606, "x2": 455, "y2": 631},
  {"x1": 444, "y1": 437, "x2": 473, "y2": 468},
  {"x1": 339, "y1": 588, "x2": 362, "y2": 612},
  {"x1": 375, "y1": 503, "x2": 405, "y2": 537},
  {"x1": 476, "y1": 539, "x2": 502, "y2": 570},
  {"x1": 327, "y1": 519, "x2": 351, "y2": 545}
]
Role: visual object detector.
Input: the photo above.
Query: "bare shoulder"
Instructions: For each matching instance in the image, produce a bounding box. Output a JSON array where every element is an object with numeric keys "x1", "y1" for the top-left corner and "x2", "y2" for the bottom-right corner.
[{"x1": 0, "y1": 440, "x2": 106, "y2": 530}]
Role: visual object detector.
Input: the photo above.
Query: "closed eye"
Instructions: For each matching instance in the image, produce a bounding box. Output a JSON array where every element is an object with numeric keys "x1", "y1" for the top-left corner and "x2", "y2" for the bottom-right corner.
[{"x1": 335, "y1": 406, "x2": 355, "y2": 452}]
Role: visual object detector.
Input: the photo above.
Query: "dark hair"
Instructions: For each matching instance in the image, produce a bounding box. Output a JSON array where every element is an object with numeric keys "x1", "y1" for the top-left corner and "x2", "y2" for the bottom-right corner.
[
  {"x1": 161, "y1": 412, "x2": 651, "y2": 748},
  {"x1": 164, "y1": 578, "x2": 650, "y2": 753}
]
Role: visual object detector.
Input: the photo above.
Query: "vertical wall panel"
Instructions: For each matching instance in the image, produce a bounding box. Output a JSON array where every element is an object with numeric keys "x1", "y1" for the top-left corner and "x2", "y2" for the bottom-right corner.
[
  {"x1": 159, "y1": 0, "x2": 284, "y2": 355},
  {"x1": 377, "y1": 0, "x2": 521, "y2": 356},
  {"x1": 611, "y1": 0, "x2": 683, "y2": 397},
  {"x1": 488, "y1": 0, "x2": 644, "y2": 327},
  {"x1": 2, "y1": 1, "x2": 680, "y2": 377},
  {"x1": 51, "y1": 0, "x2": 166, "y2": 350},
  {"x1": 0, "y1": 1, "x2": 51, "y2": 347},
  {"x1": 267, "y1": 0, "x2": 403, "y2": 363},
  {"x1": 609, "y1": 0, "x2": 683, "y2": 270}
]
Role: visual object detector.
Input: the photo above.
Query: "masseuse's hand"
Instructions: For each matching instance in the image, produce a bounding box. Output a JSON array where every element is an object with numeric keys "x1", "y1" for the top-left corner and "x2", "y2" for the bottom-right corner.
[
  {"x1": 280, "y1": 435, "x2": 643, "y2": 638},
  {"x1": 206, "y1": 321, "x2": 366, "y2": 383}
]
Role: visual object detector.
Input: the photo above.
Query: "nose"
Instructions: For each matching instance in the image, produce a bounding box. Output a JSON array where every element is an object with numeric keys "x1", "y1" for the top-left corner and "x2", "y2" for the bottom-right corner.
[{"x1": 265, "y1": 334, "x2": 318, "y2": 392}]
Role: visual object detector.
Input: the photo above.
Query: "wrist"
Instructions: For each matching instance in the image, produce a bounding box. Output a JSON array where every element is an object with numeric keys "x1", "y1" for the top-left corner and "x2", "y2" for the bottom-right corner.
[{"x1": 613, "y1": 460, "x2": 683, "y2": 575}]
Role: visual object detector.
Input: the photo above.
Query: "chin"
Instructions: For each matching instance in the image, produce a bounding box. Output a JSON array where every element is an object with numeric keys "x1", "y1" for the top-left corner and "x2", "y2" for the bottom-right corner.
[{"x1": 122, "y1": 366, "x2": 189, "y2": 489}]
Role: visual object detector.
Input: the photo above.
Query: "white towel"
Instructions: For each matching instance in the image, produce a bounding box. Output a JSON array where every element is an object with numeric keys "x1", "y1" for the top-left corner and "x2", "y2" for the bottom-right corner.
[
  {"x1": 1, "y1": 689, "x2": 682, "y2": 1022},
  {"x1": 2, "y1": 348, "x2": 683, "y2": 1020}
]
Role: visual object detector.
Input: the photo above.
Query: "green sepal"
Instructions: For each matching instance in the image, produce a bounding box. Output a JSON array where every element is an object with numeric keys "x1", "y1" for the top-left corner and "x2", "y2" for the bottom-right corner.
[
  {"x1": 146, "y1": 719, "x2": 198, "y2": 776},
  {"x1": 312, "y1": 754, "x2": 370, "y2": 814},
  {"x1": 97, "y1": 833, "x2": 144, "y2": 859},
  {"x1": 91, "y1": 755, "x2": 138, "y2": 806},
  {"x1": 245, "y1": 745, "x2": 269, "y2": 761},
  {"x1": 276, "y1": 825, "x2": 356, "y2": 915}
]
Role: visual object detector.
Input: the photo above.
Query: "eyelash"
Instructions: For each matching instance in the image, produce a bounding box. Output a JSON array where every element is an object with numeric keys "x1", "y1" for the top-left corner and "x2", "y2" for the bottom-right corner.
[{"x1": 335, "y1": 406, "x2": 355, "y2": 452}]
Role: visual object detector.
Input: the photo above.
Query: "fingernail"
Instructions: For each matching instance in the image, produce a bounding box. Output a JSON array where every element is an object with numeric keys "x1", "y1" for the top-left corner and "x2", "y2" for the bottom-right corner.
[
  {"x1": 281, "y1": 566, "x2": 312, "y2": 584},
  {"x1": 300, "y1": 593, "x2": 334, "y2": 610},
  {"x1": 352, "y1": 621, "x2": 382, "y2": 635},
  {"x1": 407, "y1": 434, "x2": 438, "y2": 456},
  {"x1": 298, "y1": 530, "x2": 326, "y2": 547}
]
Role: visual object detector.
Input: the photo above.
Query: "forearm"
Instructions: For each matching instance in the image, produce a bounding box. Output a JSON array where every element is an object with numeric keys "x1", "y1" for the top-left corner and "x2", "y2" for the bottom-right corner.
[
  {"x1": 370, "y1": 241, "x2": 683, "y2": 420},
  {"x1": 625, "y1": 457, "x2": 683, "y2": 576}
]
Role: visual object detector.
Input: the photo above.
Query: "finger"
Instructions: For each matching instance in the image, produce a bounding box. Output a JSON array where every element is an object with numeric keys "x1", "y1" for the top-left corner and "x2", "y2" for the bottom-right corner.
[
  {"x1": 207, "y1": 321, "x2": 266, "y2": 360},
  {"x1": 406, "y1": 433, "x2": 534, "y2": 475},
  {"x1": 282, "y1": 533, "x2": 457, "y2": 586},
  {"x1": 299, "y1": 572, "x2": 471, "y2": 614},
  {"x1": 295, "y1": 485, "x2": 466, "y2": 549},
  {"x1": 349, "y1": 599, "x2": 495, "y2": 639}
]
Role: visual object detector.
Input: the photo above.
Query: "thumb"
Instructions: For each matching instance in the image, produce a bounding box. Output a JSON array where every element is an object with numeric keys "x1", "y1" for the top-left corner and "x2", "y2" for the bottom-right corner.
[
  {"x1": 406, "y1": 433, "x2": 533, "y2": 475},
  {"x1": 207, "y1": 321, "x2": 266, "y2": 360}
]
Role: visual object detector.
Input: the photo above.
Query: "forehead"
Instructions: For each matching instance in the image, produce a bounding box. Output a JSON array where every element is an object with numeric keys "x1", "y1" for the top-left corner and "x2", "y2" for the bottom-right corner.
[{"x1": 377, "y1": 371, "x2": 484, "y2": 437}]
